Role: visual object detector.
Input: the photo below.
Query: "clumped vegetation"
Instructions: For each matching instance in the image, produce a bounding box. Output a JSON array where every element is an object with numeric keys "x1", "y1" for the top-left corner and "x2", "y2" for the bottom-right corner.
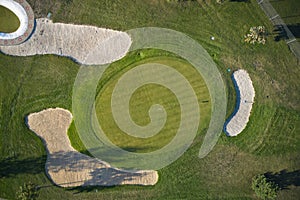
[
  {"x1": 16, "y1": 182, "x2": 39, "y2": 200},
  {"x1": 244, "y1": 26, "x2": 267, "y2": 44},
  {"x1": 252, "y1": 174, "x2": 279, "y2": 200}
]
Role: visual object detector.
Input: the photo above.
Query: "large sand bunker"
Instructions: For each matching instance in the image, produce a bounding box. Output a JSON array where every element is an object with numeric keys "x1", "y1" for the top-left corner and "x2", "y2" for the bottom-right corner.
[
  {"x1": 224, "y1": 69, "x2": 255, "y2": 136},
  {"x1": 0, "y1": 18, "x2": 132, "y2": 65},
  {"x1": 26, "y1": 108, "x2": 158, "y2": 187}
]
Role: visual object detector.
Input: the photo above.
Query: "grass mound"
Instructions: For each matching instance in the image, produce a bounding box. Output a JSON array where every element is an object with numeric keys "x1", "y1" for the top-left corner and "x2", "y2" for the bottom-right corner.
[{"x1": 0, "y1": 5, "x2": 20, "y2": 33}]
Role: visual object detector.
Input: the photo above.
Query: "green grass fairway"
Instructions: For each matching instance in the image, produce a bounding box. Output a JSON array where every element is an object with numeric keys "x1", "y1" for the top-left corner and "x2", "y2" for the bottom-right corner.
[
  {"x1": 95, "y1": 51, "x2": 211, "y2": 153},
  {"x1": 0, "y1": 0, "x2": 300, "y2": 199},
  {"x1": 0, "y1": 5, "x2": 20, "y2": 33}
]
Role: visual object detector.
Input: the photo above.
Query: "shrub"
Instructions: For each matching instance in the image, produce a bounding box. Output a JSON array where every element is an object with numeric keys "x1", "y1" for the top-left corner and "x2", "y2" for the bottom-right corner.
[
  {"x1": 252, "y1": 174, "x2": 279, "y2": 200},
  {"x1": 244, "y1": 26, "x2": 267, "y2": 45},
  {"x1": 16, "y1": 182, "x2": 39, "y2": 200}
]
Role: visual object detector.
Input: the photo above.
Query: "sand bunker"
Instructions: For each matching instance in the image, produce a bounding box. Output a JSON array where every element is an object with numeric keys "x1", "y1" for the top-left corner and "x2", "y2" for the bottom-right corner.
[
  {"x1": 27, "y1": 108, "x2": 158, "y2": 187},
  {"x1": 224, "y1": 69, "x2": 255, "y2": 136},
  {"x1": 0, "y1": 18, "x2": 132, "y2": 65}
]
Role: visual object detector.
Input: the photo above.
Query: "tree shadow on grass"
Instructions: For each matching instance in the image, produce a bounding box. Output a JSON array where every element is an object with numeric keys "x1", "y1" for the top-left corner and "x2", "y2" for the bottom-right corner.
[
  {"x1": 273, "y1": 25, "x2": 288, "y2": 41},
  {"x1": 66, "y1": 185, "x2": 117, "y2": 194},
  {"x1": 0, "y1": 155, "x2": 46, "y2": 178},
  {"x1": 287, "y1": 24, "x2": 300, "y2": 38},
  {"x1": 273, "y1": 24, "x2": 300, "y2": 41},
  {"x1": 264, "y1": 169, "x2": 300, "y2": 190}
]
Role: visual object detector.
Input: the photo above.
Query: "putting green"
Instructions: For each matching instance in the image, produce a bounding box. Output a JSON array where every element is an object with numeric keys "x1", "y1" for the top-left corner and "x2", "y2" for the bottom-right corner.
[
  {"x1": 73, "y1": 27, "x2": 227, "y2": 169},
  {"x1": 95, "y1": 55, "x2": 211, "y2": 153},
  {"x1": 0, "y1": 5, "x2": 20, "y2": 33}
]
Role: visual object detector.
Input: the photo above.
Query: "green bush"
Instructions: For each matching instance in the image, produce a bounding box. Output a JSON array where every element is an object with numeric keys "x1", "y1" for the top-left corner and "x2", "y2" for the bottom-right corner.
[
  {"x1": 252, "y1": 174, "x2": 279, "y2": 200},
  {"x1": 244, "y1": 26, "x2": 267, "y2": 44},
  {"x1": 16, "y1": 182, "x2": 39, "y2": 200}
]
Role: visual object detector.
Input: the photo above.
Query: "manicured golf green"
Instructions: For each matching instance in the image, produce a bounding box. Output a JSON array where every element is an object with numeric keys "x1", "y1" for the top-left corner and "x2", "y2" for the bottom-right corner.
[
  {"x1": 0, "y1": 5, "x2": 20, "y2": 33},
  {"x1": 95, "y1": 52, "x2": 211, "y2": 153}
]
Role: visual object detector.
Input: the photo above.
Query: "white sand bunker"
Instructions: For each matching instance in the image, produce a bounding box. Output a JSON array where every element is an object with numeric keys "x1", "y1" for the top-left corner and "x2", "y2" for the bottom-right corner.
[
  {"x1": 27, "y1": 108, "x2": 158, "y2": 187},
  {"x1": 224, "y1": 69, "x2": 255, "y2": 136},
  {"x1": 0, "y1": 18, "x2": 132, "y2": 65}
]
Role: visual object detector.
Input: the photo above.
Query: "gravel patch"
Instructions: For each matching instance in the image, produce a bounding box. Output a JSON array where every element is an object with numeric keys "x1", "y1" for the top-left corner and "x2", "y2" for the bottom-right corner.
[
  {"x1": 27, "y1": 108, "x2": 158, "y2": 187},
  {"x1": 0, "y1": 18, "x2": 132, "y2": 65},
  {"x1": 224, "y1": 69, "x2": 255, "y2": 136}
]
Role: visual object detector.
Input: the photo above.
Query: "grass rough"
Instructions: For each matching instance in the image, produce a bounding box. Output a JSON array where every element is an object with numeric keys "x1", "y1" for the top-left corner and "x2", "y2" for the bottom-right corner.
[{"x1": 0, "y1": 0, "x2": 299, "y2": 199}]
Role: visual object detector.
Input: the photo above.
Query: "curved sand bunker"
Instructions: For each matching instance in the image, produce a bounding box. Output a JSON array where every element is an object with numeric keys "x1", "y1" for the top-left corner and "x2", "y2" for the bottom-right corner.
[
  {"x1": 0, "y1": 0, "x2": 35, "y2": 45},
  {"x1": 225, "y1": 69, "x2": 255, "y2": 136},
  {"x1": 27, "y1": 108, "x2": 158, "y2": 187},
  {"x1": 0, "y1": 18, "x2": 132, "y2": 65}
]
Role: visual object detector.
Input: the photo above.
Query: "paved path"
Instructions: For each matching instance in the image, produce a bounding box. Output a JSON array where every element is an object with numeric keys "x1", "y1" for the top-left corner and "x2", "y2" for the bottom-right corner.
[{"x1": 257, "y1": 0, "x2": 300, "y2": 62}]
